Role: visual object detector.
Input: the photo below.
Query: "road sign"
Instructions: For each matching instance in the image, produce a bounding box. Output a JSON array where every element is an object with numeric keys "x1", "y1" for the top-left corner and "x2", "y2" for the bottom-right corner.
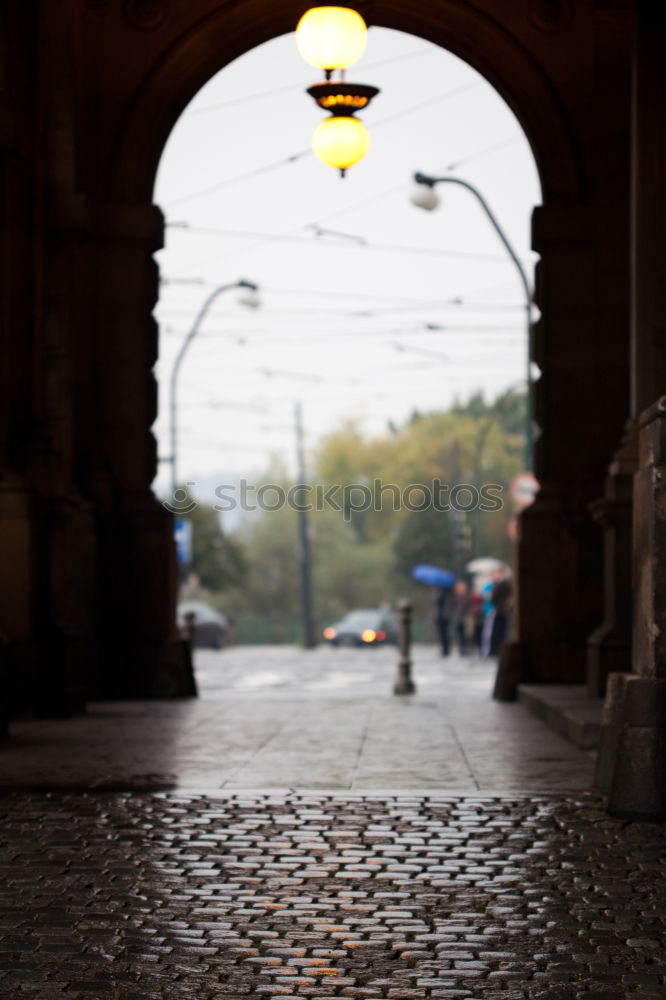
[
  {"x1": 510, "y1": 472, "x2": 539, "y2": 509},
  {"x1": 174, "y1": 518, "x2": 193, "y2": 565}
]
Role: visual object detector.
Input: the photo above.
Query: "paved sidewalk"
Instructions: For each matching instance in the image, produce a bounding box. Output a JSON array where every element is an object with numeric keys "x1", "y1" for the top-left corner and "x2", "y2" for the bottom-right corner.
[
  {"x1": 2, "y1": 647, "x2": 663, "y2": 999},
  {"x1": 1, "y1": 646, "x2": 594, "y2": 792},
  {"x1": 1, "y1": 790, "x2": 665, "y2": 999}
]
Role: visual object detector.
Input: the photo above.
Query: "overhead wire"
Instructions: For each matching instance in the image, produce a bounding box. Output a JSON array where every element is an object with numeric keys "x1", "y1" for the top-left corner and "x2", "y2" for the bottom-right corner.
[
  {"x1": 185, "y1": 46, "x2": 431, "y2": 117},
  {"x1": 154, "y1": 46, "x2": 535, "y2": 470},
  {"x1": 164, "y1": 81, "x2": 482, "y2": 210},
  {"x1": 162, "y1": 223, "x2": 530, "y2": 265},
  {"x1": 158, "y1": 279, "x2": 526, "y2": 308}
]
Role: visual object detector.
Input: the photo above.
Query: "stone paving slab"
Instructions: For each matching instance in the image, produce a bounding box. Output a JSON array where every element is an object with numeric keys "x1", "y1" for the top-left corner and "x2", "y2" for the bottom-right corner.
[
  {"x1": 518, "y1": 686, "x2": 603, "y2": 750},
  {"x1": 1, "y1": 790, "x2": 665, "y2": 999},
  {"x1": 1, "y1": 648, "x2": 595, "y2": 792}
]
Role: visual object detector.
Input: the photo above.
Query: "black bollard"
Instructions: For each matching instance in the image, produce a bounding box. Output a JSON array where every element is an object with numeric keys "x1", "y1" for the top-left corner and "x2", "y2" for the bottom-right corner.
[
  {"x1": 182, "y1": 611, "x2": 198, "y2": 698},
  {"x1": 393, "y1": 598, "x2": 416, "y2": 695}
]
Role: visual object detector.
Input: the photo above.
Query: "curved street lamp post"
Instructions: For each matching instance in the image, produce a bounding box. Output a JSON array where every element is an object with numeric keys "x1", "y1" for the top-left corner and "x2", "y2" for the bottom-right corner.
[
  {"x1": 168, "y1": 279, "x2": 259, "y2": 497},
  {"x1": 411, "y1": 172, "x2": 534, "y2": 470}
]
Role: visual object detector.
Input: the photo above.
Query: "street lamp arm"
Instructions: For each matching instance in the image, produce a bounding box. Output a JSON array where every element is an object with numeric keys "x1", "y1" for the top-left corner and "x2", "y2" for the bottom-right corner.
[
  {"x1": 413, "y1": 173, "x2": 531, "y2": 304},
  {"x1": 169, "y1": 279, "x2": 258, "y2": 495},
  {"x1": 413, "y1": 172, "x2": 533, "y2": 469},
  {"x1": 170, "y1": 280, "x2": 257, "y2": 400}
]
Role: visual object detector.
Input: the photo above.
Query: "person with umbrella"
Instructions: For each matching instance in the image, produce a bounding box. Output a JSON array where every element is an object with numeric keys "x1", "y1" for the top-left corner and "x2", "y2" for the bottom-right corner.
[{"x1": 411, "y1": 565, "x2": 456, "y2": 657}]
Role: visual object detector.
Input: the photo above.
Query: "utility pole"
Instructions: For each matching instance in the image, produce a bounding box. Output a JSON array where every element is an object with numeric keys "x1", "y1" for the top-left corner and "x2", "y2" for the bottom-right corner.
[{"x1": 295, "y1": 402, "x2": 316, "y2": 648}]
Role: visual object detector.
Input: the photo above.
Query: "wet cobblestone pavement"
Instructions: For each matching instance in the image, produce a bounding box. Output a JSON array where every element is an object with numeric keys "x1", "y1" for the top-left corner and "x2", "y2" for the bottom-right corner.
[{"x1": 2, "y1": 790, "x2": 666, "y2": 999}]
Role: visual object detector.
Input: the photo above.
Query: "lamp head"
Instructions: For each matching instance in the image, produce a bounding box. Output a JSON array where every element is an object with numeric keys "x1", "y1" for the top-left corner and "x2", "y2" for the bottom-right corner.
[
  {"x1": 411, "y1": 181, "x2": 439, "y2": 211},
  {"x1": 237, "y1": 281, "x2": 261, "y2": 309},
  {"x1": 296, "y1": 6, "x2": 368, "y2": 72},
  {"x1": 312, "y1": 115, "x2": 370, "y2": 176}
]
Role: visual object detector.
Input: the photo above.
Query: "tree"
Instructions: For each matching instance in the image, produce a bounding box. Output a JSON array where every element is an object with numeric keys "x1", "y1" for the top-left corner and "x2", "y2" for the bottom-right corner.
[
  {"x1": 392, "y1": 505, "x2": 453, "y2": 581},
  {"x1": 186, "y1": 502, "x2": 246, "y2": 593},
  {"x1": 210, "y1": 391, "x2": 526, "y2": 642}
]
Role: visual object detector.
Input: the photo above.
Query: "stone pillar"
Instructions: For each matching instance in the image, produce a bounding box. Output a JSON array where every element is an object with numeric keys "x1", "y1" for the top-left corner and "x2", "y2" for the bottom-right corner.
[
  {"x1": 585, "y1": 424, "x2": 637, "y2": 697},
  {"x1": 90, "y1": 204, "x2": 187, "y2": 698},
  {"x1": 584, "y1": 2, "x2": 635, "y2": 701},
  {"x1": 496, "y1": 4, "x2": 632, "y2": 701},
  {"x1": 602, "y1": 0, "x2": 666, "y2": 819},
  {"x1": 605, "y1": 402, "x2": 666, "y2": 816},
  {"x1": 495, "y1": 203, "x2": 626, "y2": 697},
  {"x1": 0, "y1": 0, "x2": 97, "y2": 719},
  {"x1": 0, "y1": 2, "x2": 39, "y2": 714}
]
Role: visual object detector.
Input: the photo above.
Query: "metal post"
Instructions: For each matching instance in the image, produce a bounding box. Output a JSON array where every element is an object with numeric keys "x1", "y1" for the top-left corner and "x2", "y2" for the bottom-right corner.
[
  {"x1": 169, "y1": 279, "x2": 258, "y2": 498},
  {"x1": 295, "y1": 401, "x2": 316, "y2": 648},
  {"x1": 413, "y1": 172, "x2": 533, "y2": 470},
  {"x1": 183, "y1": 610, "x2": 197, "y2": 644},
  {"x1": 393, "y1": 598, "x2": 415, "y2": 695},
  {"x1": 181, "y1": 611, "x2": 198, "y2": 698}
]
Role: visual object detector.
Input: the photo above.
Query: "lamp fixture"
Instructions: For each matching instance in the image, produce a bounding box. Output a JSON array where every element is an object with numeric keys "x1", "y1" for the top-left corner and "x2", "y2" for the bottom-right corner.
[
  {"x1": 296, "y1": 6, "x2": 380, "y2": 177},
  {"x1": 312, "y1": 115, "x2": 370, "y2": 172},
  {"x1": 296, "y1": 6, "x2": 368, "y2": 76}
]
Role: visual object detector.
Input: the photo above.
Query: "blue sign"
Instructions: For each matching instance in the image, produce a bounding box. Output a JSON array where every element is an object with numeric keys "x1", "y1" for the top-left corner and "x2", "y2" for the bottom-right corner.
[{"x1": 174, "y1": 518, "x2": 193, "y2": 565}]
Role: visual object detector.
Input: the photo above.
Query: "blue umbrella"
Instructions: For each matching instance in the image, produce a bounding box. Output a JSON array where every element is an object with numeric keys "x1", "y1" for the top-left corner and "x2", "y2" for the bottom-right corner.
[{"x1": 411, "y1": 564, "x2": 456, "y2": 588}]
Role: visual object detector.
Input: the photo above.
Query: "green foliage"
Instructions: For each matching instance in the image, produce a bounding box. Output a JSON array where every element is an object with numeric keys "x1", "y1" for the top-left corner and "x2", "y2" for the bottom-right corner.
[
  {"x1": 314, "y1": 390, "x2": 524, "y2": 570},
  {"x1": 392, "y1": 506, "x2": 453, "y2": 581},
  {"x1": 311, "y1": 510, "x2": 394, "y2": 623},
  {"x1": 186, "y1": 501, "x2": 246, "y2": 593},
  {"x1": 189, "y1": 391, "x2": 525, "y2": 643}
]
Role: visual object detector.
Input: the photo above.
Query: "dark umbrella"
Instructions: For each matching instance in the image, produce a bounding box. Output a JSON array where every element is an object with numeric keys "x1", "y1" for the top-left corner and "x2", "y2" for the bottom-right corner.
[{"x1": 411, "y1": 564, "x2": 456, "y2": 588}]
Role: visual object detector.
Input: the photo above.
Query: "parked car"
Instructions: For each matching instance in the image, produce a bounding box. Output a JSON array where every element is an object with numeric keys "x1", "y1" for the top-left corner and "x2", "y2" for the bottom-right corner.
[
  {"x1": 323, "y1": 608, "x2": 398, "y2": 647},
  {"x1": 177, "y1": 600, "x2": 228, "y2": 649}
]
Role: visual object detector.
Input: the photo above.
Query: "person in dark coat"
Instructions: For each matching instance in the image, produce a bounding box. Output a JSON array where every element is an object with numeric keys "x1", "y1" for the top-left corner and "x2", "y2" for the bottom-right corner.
[
  {"x1": 489, "y1": 570, "x2": 512, "y2": 656},
  {"x1": 469, "y1": 589, "x2": 484, "y2": 654},
  {"x1": 451, "y1": 580, "x2": 471, "y2": 655},
  {"x1": 433, "y1": 585, "x2": 454, "y2": 656}
]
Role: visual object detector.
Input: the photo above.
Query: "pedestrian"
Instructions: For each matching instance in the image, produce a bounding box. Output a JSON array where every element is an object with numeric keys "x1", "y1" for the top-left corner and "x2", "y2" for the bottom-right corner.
[
  {"x1": 433, "y1": 585, "x2": 454, "y2": 656},
  {"x1": 479, "y1": 579, "x2": 495, "y2": 657},
  {"x1": 451, "y1": 580, "x2": 471, "y2": 655},
  {"x1": 469, "y1": 588, "x2": 484, "y2": 655},
  {"x1": 489, "y1": 569, "x2": 512, "y2": 656}
]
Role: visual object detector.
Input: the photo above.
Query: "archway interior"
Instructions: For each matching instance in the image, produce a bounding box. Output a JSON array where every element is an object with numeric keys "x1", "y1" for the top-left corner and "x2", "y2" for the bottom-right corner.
[{"x1": 152, "y1": 26, "x2": 541, "y2": 647}]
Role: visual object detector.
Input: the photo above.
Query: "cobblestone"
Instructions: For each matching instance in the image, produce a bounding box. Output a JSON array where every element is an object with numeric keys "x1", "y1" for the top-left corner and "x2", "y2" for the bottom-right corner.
[{"x1": 1, "y1": 791, "x2": 665, "y2": 998}]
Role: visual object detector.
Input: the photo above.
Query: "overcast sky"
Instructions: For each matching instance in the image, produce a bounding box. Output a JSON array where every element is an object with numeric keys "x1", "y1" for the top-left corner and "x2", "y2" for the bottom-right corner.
[{"x1": 152, "y1": 25, "x2": 541, "y2": 500}]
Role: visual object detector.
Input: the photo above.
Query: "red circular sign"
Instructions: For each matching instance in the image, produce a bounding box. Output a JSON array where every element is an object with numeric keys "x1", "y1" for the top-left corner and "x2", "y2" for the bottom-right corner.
[{"x1": 510, "y1": 472, "x2": 539, "y2": 508}]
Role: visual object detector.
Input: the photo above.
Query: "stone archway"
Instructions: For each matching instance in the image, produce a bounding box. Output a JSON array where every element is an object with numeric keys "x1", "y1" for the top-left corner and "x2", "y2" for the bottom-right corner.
[{"x1": 0, "y1": 0, "x2": 633, "y2": 707}]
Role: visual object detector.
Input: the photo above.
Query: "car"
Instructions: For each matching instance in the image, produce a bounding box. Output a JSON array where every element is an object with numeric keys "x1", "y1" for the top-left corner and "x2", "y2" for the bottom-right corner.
[
  {"x1": 323, "y1": 608, "x2": 398, "y2": 647},
  {"x1": 177, "y1": 600, "x2": 228, "y2": 649}
]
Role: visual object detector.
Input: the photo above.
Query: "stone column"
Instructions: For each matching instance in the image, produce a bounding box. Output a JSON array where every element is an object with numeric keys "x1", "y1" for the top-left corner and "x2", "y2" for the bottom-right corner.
[
  {"x1": 585, "y1": 424, "x2": 637, "y2": 697},
  {"x1": 0, "y1": 0, "x2": 98, "y2": 719},
  {"x1": 606, "y1": 401, "x2": 666, "y2": 817},
  {"x1": 496, "y1": 4, "x2": 632, "y2": 701},
  {"x1": 603, "y1": 1, "x2": 666, "y2": 819},
  {"x1": 90, "y1": 204, "x2": 187, "y2": 698},
  {"x1": 495, "y1": 203, "x2": 625, "y2": 697},
  {"x1": 0, "y1": 3, "x2": 38, "y2": 714}
]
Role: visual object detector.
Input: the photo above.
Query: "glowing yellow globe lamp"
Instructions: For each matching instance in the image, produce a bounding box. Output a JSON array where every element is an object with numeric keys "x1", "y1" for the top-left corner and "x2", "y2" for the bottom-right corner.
[
  {"x1": 312, "y1": 115, "x2": 370, "y2": 175},
  {"x1": 296, "y1": 6, "x2": 368, "y2": 75}
]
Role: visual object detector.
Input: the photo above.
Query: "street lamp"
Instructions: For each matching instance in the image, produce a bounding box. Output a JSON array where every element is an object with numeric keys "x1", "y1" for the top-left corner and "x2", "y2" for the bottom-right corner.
[
  {"x1": 295, "y1": 6, "x2": 380, "y2": 176},
  {"x1": 411, "y1": 172, "x2": 534, "y2": 470},
  {"x1": 168, "y1": 279, "x2": 260, "y2": 497},
  {"x1": 296, "y1": 6, "x2": 368, "y2": 75}
]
